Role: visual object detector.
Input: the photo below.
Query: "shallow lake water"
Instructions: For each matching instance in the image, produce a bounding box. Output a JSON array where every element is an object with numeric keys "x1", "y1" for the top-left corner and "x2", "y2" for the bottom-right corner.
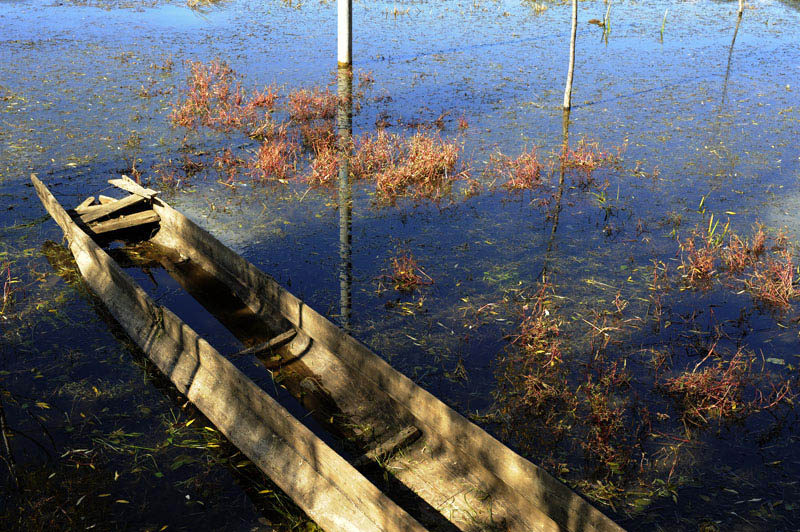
[{"x1": 2, "y1": 0, "x2": 800, "y2": 530}]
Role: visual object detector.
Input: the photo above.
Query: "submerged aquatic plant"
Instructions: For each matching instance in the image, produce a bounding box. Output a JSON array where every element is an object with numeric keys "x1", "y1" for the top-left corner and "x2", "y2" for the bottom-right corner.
[
  {"x1": 496, "y1": 147, "x2": 544, "y2": 191},
  {"x1": 2, "y1": 263, "x2": 15, "y2": 315},
  {"x1": 213, "y1": 148, "x2": 247, "y2": 182},
  {"x1": 559, "y1": 138, "x2": 620, "y2": 179},
  {"x1": 746, "y1": 250, "x2": 795, "y2": 309},
  {"x1": 505, "y1": 285, "x2": 574, "y2": 421},
  {"x1": 387, "y1": 252, "x2": 433, "y2": 292},
  {"x1": 660, "y1": 348, "x2": 794, "y2": 425}
]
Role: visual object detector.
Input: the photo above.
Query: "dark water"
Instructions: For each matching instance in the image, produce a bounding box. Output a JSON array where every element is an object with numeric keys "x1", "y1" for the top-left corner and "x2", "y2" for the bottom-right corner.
[{"x1": 2, "y1": 0, "x2": 800, "y2": 530}]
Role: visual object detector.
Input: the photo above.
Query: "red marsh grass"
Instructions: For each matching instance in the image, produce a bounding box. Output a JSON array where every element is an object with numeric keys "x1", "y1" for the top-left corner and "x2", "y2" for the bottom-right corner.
[
  {"x1": 494, "y1": 147, "x2": 544, "y2": 191},
  {"x1": 249, "y1": 138, "x2": 298, "y2": 182},
  {"x1": 374, "y1": 132, "x2": 469, "y2": 202},
  {"x1": 678, "y1": 222, "x2": 796, "y2": 308},
  {"x1": 171, "y1": 60, "x2": 280, "y2": 136},
  {"x1": 388, "y1": 252, "x2": 433, "y2": 292},
  {"x1": 2, "y1": 263, "x2": 15, "y2": 315},
  {"x1": 352, "y1": 130, "x2": 399, "y2": 179},
  {"x1": 661, "y1": 349, "x2": 759, "y2": 425},
  {"x1": 746, "y1": 249, "x2": 795, "y2": 309},
  {"x1": 679, "y1": 233, "x2": 717, "y2": 288},
  {"x1": 300, "y1": 122, "x2": 337, "y2": 154},
  {"x1": 287, "y1": 86, "x2": 338, "y2": 122},
  {"x1": 307, "y1": 145, "x2": 339, "y2": 187}
]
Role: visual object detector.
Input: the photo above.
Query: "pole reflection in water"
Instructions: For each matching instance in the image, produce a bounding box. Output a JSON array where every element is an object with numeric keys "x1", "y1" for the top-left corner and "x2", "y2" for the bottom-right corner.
[
  {"x1": 541, "y1": 108, "x2": 571, "y2": 282},
  {"x1": 337, "y1": 65, "x2": 353, "y2": 331}
]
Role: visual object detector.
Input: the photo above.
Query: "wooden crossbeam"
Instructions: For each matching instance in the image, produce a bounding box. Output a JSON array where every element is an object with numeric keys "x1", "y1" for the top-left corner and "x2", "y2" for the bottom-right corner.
[
  {"x1": 232, "y1": 329, "x2": 297, "y2": 358},
  {"x1": 75, "y1": 194, "x2": 144, "y2": 224},
  {"x1": 98, "y1": 195, "x2": 116, "y2": 205},
  {"x1": 352, "y1": 426, "x2": 422, "y2": 467},
  {"x1": 88, "y1": 210, "x2": 160, "y2": 234},
  {"x1": 108, "y1": 175, "x2": 158, "y2": 199}
]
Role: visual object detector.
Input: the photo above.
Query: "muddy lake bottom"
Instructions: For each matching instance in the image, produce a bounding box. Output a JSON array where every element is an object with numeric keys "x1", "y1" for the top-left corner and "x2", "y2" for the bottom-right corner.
[{"x1": 2, "y1": 0, "x2": 800, "y2": 530}]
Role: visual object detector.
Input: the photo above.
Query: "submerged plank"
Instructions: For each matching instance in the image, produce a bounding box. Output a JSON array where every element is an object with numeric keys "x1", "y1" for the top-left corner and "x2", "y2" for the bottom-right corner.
[
  {"x1": 232, "y1": 329, "x2": 297, "y2": 358},
  {"x1": 88, "y1": 210, "x2": 160, "y2": 235},
  {"x1": 353, "y1": 426, "x2": 421, "y2": 468},
  {"x1": 108, "y1": 175, "x2": 158, "y2": 199},
  {"x1": 31, "y1": 174, "x2": 426, "y2": 532},
  {"x1": 75, "y1": 194, "x2": 144, "y2": 224}
]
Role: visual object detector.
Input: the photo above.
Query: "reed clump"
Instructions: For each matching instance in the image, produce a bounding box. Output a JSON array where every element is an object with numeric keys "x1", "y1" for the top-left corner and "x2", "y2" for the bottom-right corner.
[
  {"x1": 287, "y1": 87, "x2": 338, "y2": 122},
  {"x1": 388, "y1": 252, "x2": 433, "y2": 292},
  {"x1": 679, "y1": 221, "x2": 796, "y2": 308},
  {"x1": 169, "y1": 61, "x2": 471, "y2": 200},
  {"x1": 2, "y1": 263, "x2": 16, "y2": 315},
  {"x1": 374, "y1": 132, "x2": 470, "y2": 202},
  {"x1": 496, "y1": 147, "x2": 544, "y2": 191},
  {"x1": 661, "y1": 348, "x2": 795, "y2": 426}
]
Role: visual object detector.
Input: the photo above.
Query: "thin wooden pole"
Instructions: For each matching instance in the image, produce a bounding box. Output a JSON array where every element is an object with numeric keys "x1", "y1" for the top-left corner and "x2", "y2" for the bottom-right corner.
[
  {"x1": 563, "y1": 0, "x2": 578, "y2": 110},
  {"x1": 738, "y1": 0, "x2": 744, "y2": 17},
  {"x1": 338, "y1": 0, "x2": 352, "y2": 67}
]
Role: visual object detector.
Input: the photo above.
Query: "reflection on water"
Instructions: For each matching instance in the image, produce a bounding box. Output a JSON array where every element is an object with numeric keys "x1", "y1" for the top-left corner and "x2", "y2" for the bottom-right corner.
[{"x1": 337, "y1": 66, "x2": 353, "y2": 331}]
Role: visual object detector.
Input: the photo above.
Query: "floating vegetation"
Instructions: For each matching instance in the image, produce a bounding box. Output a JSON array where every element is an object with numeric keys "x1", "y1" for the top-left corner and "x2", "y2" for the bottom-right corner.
[
  {"x1": 386, "y1": 251, "x2": 433, "y2": 292},
  {"x1": 1, "y1": 262, "x2": 16, "y2": 315},
  {"x1": 679, "y1": 220, "x2": 797, "y2": 308},
  {"x1": 660, "y1": 348, "x2": 795, "y2": 426},
  {"x1": 494, "y1": 147, "x2": 544, "y2": 191}
]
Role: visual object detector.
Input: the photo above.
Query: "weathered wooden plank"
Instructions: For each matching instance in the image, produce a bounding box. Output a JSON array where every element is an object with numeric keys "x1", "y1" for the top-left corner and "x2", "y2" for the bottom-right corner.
[
  {"x1": 353, "y1": 426, "x2": 421, "y2": 467},
  {"x1": 88, "y1": 210, "x2": 160, "y2": 235},
  {"x1": 232, "y1": 329, "x2": 297, "y2": 358},
  {"x1": 31, "y1": 174, "x2": 426, "y2": 532},
  {"x1": 75, "y1": 196, "x2": 96, "y2": 212},
  {"x1": 108, "y1": 175, "x2": 158, "y2": 199},
  {"x1": 98, "y1": 195, "x2": 116, "y2": 205},
  {"x1": 75, "y1": 194, "x2": 144, "y2": 224}
]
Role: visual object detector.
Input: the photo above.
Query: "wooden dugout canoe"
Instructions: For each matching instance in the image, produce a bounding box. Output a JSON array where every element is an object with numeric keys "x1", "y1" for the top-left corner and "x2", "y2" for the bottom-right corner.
[{"x1": 32, "y1": 173, "x2": 624, "y2": 532}]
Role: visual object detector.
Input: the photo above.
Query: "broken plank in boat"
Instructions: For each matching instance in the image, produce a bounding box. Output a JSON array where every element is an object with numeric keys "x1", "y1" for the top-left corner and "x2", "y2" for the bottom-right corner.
[
  {"x1": 232, "y1": 329, "x2": 297, "y2": 358},
  {"x1": 73, "y1": 193, "x2": 145, "y2": 224},
  {"x1": 75, "y1": 196, "x2": 96, "y2": 212},
  {"x1": 87, "y1": 210, "x2": 160, "y2": 235},
  {"x1": 108, "y1": 174, "x2": 158, "y2": 199}
]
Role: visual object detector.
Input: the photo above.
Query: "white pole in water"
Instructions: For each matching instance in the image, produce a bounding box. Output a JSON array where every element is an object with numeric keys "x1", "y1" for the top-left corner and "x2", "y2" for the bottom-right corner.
[
  {"x1": 338, "y1": 0, "x2": 352, "y2": 67},
  {"x1": 563, "y1": 0, "x2": 578, "y2": 110}
]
